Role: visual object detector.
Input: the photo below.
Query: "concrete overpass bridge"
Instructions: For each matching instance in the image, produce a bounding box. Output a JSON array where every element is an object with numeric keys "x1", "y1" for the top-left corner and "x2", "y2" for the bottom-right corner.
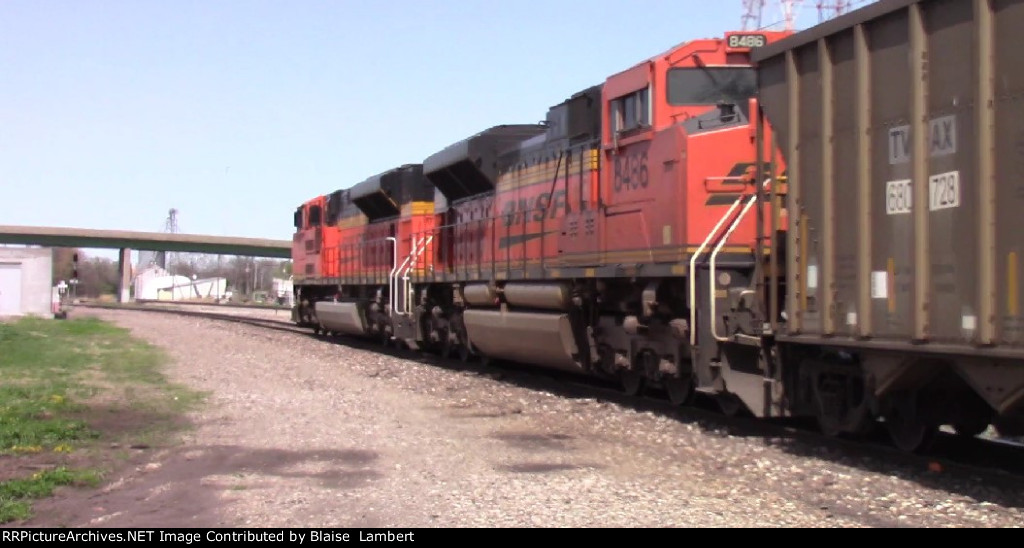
[{"x1": 0, "y1": 225, "x2": 292, "y2": 302}]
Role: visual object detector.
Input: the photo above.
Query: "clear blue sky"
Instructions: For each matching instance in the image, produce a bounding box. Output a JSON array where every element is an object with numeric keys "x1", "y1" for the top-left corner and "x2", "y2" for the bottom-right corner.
[{"x1": 1, "y1": 1, "x2": 834, "y2": 248}]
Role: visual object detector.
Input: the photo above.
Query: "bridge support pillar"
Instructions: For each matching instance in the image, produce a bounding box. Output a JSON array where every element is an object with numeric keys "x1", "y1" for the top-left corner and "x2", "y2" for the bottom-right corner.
[{"x1": 117, "y1": 248, "x2": 132, "y2": 303}]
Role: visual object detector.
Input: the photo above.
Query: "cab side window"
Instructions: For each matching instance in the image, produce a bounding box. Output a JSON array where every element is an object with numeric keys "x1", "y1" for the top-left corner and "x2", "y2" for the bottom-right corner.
[
  {"x1": 307, "y1": 205, "x2": 323, "y2": 228},
  {"x1": 611, "y1": 87, "x2": 650, "y2": 135}
]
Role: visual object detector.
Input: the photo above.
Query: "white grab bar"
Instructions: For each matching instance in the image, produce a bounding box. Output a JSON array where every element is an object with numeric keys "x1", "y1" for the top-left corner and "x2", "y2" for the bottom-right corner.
[
  {"x1": 709, "y1": 194, "x2": 759, "y2": 342},
  {"x1": 688, "y1": 197, "x2": 745, "y2": 346}
]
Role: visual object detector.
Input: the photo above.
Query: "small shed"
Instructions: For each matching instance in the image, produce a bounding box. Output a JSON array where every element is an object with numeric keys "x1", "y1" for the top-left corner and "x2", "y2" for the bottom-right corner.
[{"x1": 0, "y1": 247, "x2": 54, "y2": 317}]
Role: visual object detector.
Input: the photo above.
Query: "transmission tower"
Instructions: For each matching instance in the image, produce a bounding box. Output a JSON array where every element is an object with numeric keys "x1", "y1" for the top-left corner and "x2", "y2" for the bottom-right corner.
[
  {"x1": 744, "y1": 0, "x2": 803, "y2": 31},
  {"x1": 817, "y1": 0, "x2": 852, "y2": 22},
  {"x1": 741, "y1": 0, "x2": 765, "y2": 30},
  {"x1": 743, "y1": 0, "x2": 868, "y2": 31}
]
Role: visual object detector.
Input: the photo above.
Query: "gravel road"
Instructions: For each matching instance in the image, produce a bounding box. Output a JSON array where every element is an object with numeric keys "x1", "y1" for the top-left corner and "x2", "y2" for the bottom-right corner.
[{"x1": 25, "y1": 308, "x2": 1024, "y2": 528}]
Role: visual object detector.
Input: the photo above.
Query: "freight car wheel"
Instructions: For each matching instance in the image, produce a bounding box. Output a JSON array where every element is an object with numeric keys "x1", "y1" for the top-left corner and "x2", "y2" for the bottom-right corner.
[
  {"x1": 886, "y1": 419, "x2": 936, "y2": 453},
  {"x1": 952, "y1": 418, "x2": 990, "y2": 439},
  {"x1": 716, "y1": 393, "x2": 744, "y2": 417},
  {"x1": 885, "y1": 401, "x2": 937, "y2": 453}
]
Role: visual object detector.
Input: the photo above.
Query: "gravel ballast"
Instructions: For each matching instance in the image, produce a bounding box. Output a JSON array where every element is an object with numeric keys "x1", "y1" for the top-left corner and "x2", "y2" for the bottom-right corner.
[{"x1": 25, "y1": 308, "x2": 1024, "y2": 528}]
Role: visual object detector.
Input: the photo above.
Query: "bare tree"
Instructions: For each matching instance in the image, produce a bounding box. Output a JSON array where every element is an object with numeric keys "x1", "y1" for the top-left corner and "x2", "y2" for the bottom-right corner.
[
  {"x1": 51, "y1": 247, "x2": 78, "y2": 283},
  {"x1": 76, "y1": 256, "x2": 119, "y2": 297}
]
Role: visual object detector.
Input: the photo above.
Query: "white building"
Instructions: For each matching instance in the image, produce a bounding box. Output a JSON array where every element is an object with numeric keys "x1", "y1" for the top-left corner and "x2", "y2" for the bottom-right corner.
[
  {"x1": 0, "y1": 247, "x2": 54, "y2": 317},
  {"x1": 272, "y1": 277, "x2": 293, "y2": 303},
  {"x1": 133, "y1": 265, "x2": 227, "y2": 301}
]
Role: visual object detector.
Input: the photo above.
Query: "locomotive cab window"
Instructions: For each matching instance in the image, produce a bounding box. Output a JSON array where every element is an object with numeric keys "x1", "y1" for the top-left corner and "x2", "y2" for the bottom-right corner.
[
  {"x1": 293, "y1": 208, "x2": 303, "y2": 230},
  {"x1": 666, "y1": 67, "x2": 756, "y2": 109},
  {"x1": 325, "y1": 193, "x2": 342, "y2": 227},
  {"x1": 307, "y1": 205, "x2": 322, "y2": 228},
  {"x1": 611, "y1": 87, "x2": 650, "y2": 135}
]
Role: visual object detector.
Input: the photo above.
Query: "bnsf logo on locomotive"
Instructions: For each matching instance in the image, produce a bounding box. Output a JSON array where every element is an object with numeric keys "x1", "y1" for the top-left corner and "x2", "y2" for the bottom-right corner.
[
  {"x1": 501, "y1": 189, "x2": 567, "y2": 227},
  {"x1": 728, "y1": 34, "x2": 767, "y2": 49}
]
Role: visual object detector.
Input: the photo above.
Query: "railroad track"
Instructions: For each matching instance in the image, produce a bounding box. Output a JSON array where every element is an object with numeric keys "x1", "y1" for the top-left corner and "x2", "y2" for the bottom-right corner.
[
  {"x1": 81, "y1": 302, "x2": 1024, "y2": 486},
  {"x1": 76, "y1": 302, "x2": 302, "y2": 335},
  {"x1": 133, "y1": 299, "x2": 292, "y2": 312}
]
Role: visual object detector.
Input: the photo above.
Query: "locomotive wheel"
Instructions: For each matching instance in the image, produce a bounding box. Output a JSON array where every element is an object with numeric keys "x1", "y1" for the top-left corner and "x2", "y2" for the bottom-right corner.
[
  {"x1": 440, "y1": 337, "x2": 454, "y2": 360},
  {"x1": 664, "y1": 376, "x2": 694, "y2": 406},
  {"x1": 458, "y1": 343, "x2": 472, "y2": 363},
  {"x1": 621, "y1": 370, "x2": 645, "y2": 397}
]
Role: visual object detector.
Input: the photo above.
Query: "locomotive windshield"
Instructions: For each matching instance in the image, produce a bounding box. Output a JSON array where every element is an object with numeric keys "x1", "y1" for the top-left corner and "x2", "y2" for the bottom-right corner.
[{"x1": 666, "y1": 67, "x2": 757, "y2": 107}]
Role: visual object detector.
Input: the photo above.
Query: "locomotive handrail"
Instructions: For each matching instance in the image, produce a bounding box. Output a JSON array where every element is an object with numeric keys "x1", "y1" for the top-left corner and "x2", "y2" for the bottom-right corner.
[
  {"x1": 688, "y1": 195, "x2": 745, "y2": 346},
  {"x1": 397, "y1": 235, "x2": 434, "y2": 315},
  {"x1": 708, "y1": 180, "x2": 769, "y2": 343},
  {"x1": 386, "y1": 237, "x2": 398, "y2": 314},
  {"x1": 689, "y1": 178, "x2": 770, "y2": 346},
  {"x1": 392, "y1": 236, "x2": 421, "y2": 315}
]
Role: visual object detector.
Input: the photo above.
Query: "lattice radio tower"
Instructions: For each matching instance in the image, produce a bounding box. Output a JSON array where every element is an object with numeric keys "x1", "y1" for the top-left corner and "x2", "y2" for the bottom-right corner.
[
  {"x1": 137, "y1": 208, "x2": 179, "y2": 270},
  {"x1": 163, "y1": 208, "x2": 179, "y2": 270}
]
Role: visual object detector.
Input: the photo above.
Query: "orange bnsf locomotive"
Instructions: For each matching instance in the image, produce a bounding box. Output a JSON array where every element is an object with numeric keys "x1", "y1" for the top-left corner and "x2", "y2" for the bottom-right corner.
[{"x1": 293, "y1": 0, "x2": 1024, "y2": 452}]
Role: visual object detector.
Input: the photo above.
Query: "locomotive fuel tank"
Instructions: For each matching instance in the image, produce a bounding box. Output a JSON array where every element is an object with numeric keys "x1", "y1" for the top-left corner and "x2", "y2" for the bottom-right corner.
[
  {"x1": 462, "y1": 283, "x2": 498, "y2": 307},
  {"x1": 315, "y1": 301, "x2": 367, "y2": 337},
  {"x1": 502, "y1": 283, "x2": 571, "y2": 311},
  {"x1": 463, "y1": 309, "x2": 583, "y2": 373}
]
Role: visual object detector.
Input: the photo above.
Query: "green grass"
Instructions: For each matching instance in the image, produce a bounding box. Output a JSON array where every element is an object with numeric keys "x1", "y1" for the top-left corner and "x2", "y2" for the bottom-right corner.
[
  {"x1": 0, "y1": 315, "x2": 203, "y2": 523},
  {"x1": 0, "y1": 385, "x2": 96, "y2": 451},
  {"x1": 0, "y1": 467, "x2": 101, "y2": 522}
]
